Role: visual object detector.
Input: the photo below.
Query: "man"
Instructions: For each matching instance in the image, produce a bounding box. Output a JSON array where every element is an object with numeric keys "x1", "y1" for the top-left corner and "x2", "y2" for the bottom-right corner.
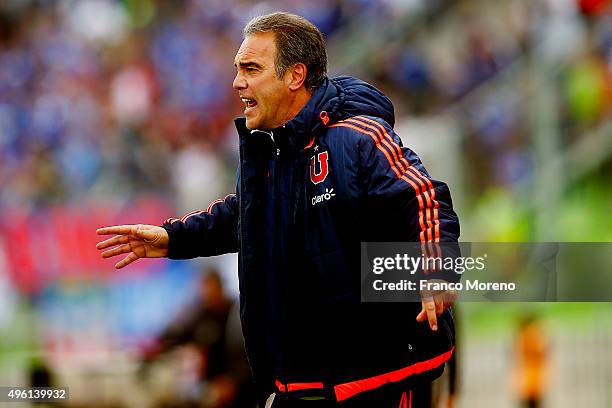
[
  {"x1": 139, "y1": 270, "x2": 255, "y2": 407},
  {"x1": 97, "y1": 12, "x2": 460, "y2": 407}
]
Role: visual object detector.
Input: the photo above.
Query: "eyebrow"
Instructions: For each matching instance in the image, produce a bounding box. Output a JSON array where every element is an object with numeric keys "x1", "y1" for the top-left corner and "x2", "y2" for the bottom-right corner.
[{"x1": 234, "y1": 61, "x2": 262, "y2": 69}]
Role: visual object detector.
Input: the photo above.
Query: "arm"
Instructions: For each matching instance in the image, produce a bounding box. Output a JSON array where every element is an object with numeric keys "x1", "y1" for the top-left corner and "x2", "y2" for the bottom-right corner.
[
  {"x1": 351, "y1": 116, "x2": 459, "y2": 245},
  {"x1": 344, "y1": 116, "x2": 460, "y2": 329},
  {"x1": 162, "y1": 194, "x2": 239, "y2": 259},
  {"x1": 96, "y1": 194, "x2": 238, "y2": 268}
]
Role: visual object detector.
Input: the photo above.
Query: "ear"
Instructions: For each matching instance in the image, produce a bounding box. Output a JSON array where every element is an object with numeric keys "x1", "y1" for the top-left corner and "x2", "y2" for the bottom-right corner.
[{"x1": 286, "y1": 63, "x2": 307, "y2": 91}]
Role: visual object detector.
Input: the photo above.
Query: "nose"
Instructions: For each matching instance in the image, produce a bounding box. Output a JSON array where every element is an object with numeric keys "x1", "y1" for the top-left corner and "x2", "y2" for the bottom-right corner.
[{"x1": 233, "y1": 72, "x2": 246, "y2": 90}]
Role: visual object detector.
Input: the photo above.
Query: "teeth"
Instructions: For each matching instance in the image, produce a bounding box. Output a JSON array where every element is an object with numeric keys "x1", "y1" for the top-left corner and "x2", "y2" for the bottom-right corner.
[{"x1": 241, "y1": 97, "x2": 256, "y2": 109}]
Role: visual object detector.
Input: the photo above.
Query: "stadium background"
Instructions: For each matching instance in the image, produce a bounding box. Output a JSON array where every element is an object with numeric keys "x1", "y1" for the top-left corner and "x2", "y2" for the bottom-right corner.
[{"x1": 0, "y1": 0, "x2": 611, "y2": 406}]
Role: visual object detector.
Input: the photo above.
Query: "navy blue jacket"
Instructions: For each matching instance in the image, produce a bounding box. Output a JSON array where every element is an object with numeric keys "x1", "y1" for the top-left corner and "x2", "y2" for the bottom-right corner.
[{"x1": 163, "y1": 76, "x2": 460, "y2": 402}]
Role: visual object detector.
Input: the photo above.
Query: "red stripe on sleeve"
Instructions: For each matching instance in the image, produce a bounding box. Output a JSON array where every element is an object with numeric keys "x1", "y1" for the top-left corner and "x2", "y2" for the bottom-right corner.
[
  {"x1": 353, "y1": 116, "x2": 441, "y2": 249},
  {"x1": 330, "y1": 122, "x2": 430, "y2": 242}
]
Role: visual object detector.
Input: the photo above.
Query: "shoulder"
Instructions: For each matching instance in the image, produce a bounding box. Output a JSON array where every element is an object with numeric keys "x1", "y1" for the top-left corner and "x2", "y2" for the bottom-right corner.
[
  {"x1": 327, "y1": 115, "x2": 392, "y2": 143},
  {"x1": 325, "y1": 115, "x2": 396, "y2": 158}
]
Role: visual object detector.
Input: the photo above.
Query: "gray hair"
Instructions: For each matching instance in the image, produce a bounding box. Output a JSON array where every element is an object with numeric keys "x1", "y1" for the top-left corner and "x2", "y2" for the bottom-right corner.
[{"x1": 243, "y1": 12, "x2": 328, "y2": 91}]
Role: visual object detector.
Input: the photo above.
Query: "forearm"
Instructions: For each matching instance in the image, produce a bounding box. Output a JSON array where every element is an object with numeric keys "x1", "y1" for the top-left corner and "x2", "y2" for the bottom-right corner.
[{"x1": 162, "y1": 194, "x2": 239, "y2": 259}]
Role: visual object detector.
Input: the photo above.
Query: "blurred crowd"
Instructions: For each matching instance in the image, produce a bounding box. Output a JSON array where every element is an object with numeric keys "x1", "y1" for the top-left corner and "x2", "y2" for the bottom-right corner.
[
  {"x1": 0, "y1": 0, "x2": 368, "y2": 214},
  {"x1": 0, "y1": 0, "x2": 610, "y2": 214}
]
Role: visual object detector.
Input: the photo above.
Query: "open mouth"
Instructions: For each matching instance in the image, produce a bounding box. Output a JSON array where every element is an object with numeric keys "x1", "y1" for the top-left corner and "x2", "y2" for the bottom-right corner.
[{"x1": 241, "y1": 97, "x2": 257, "y2": 110}]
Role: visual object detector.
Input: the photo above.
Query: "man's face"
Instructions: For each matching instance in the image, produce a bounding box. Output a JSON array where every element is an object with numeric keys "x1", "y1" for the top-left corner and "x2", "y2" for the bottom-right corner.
[{"x1": 233, "y1": 32, "x2": 293, "y2": 130}]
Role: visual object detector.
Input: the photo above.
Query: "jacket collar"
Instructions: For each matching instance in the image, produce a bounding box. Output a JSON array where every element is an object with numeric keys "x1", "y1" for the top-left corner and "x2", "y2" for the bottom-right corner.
[
  {"x1": 235, "y1": 77, "x2": 342, "y2": 154},
  {"x1": 279, "y1": 77, "x2": 342, "y2": 152},
  {"x1": 235, "y1": 75, "x2": 395, "y2": 154}
]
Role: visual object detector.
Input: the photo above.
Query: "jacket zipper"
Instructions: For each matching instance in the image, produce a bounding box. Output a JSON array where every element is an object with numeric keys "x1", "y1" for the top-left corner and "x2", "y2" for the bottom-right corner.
[{"x1": 271, "y1": 132, "x2": 288, "y2": 379}]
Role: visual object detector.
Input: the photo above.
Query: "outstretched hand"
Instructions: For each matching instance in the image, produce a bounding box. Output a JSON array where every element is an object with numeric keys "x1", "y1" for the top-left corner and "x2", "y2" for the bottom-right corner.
[{"x1": 96, "y1": 224, "x2": 169, "y2": 269}]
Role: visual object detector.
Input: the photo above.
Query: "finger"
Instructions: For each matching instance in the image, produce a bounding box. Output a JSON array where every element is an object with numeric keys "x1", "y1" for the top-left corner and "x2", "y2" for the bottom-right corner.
[
  {"x1": 416, "y1": 291, "x2": 433, "y2": 322},
  {"x1": 444, "y1": 290, "x2": 458, "y2": 308},
  {"x1": 115, "y1": 252, "x2": 140, "y2": 269},
  {"x1": 96, "y1": 235, "x2": 129, "y2": 250},
  {"x1": 97, "y1": 225, "x2": 136, "y2": 236},
  {"x1": 101, "y1": 244, "x2": 132, "y2": 259},
  {"x1": 423, "y1": 297, "x2": 438, "y2": 331},
  {"x1": 435, "y1": 295, "x2": 444, "y2": 316}
]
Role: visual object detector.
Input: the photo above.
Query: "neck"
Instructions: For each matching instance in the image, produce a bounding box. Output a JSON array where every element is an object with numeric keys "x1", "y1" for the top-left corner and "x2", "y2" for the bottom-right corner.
[{"x1": 280, "y1": 88, "x2": 312, "y2": 126}]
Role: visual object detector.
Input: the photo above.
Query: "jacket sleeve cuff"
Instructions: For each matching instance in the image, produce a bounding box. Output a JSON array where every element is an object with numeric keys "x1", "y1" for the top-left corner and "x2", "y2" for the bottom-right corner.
[{"x1": 161, "y1": 222, "x2": 189, "y2": 260}]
